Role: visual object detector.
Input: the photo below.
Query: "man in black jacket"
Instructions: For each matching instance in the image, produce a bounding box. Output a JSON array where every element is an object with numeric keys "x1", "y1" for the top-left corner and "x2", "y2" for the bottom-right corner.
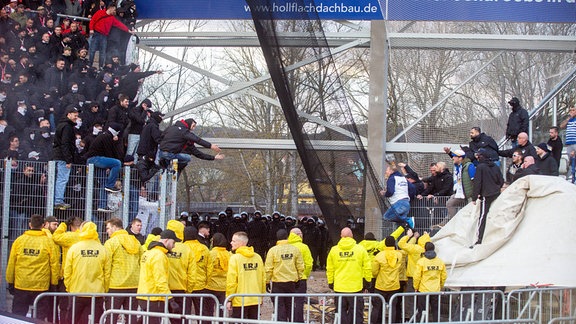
[
  {"x1": 468, "y1": 127, "x2": 499, "y2": 165},
  {"x1": 85, "y1": 122, "x2": 124, "y2": 212},
  {"x1": 417, "y1": 162, "x2": 453, "y2": 199},
  {"x1": 116, "y1": 63, "x2": 162, "y2": 102},
  {"x1": 127, "y1": 98, "x2": 152, "y2": 159},
  {"x1": 506, "y1": 97, "x2": 529, "y2": 147},
  {"x1": 498, "y1": 132, "x2": 537, "y2": 161},
  {"x1": 52, "y1": 105, "x2": 78, "y2": 210},
  {"x1": 158, "y1": 118, "x2": 224, "y2": 172},
  {"x1": 136, "y1": 110, "x2": 163, "y2": 183},
  {"x1": 535, "y1": 143, "x2": 559, "y2": 177},
  {"x1": 471, "y1": 149, "x2": 504, "y2": 246}
]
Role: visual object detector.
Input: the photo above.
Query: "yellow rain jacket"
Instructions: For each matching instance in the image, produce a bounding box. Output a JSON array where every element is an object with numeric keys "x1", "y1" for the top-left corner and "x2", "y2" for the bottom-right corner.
[
  {"x1": 413, "y1": 251, "x2": 447, "y2": 292},
  {"x1": 184, "y1": 239, "x2": 210, "y2": 291},
  {"x1": 372, "y1": 245, "x2": 403, "y2": 291},
  {"x1": 104, "y1": 229, "x2": 142, "y2": 289},
  {"x1": 137, "y1": 241, "x2": 171, "y2": 301},
  {"x1": 265, "y1": 239, "x2": 304, "y2": 283},
  {"x1": 359, "y1": 239, "x2": 380, "y2": 264},
  {"x1": 6, "y1": 229, "x2": 60, "y2": 291},
  {"x1": 206, "y1": 247, "x2": 230, "y2": 292},
  {"x1": 398, "y1": 232, "x2": 430, "y2": 278},
  {"x1": 226, "y1": 246, "x2": 265, "y2": 307},
  {"x1": 166, "y1": 220, "x2": 195, "y2": 293},
  {"x1": 326, "y1": 237, "x2": 372, "y2": 293},
  {"x1": 143, "y1": 233, "x2": 160, "y2": 249},
  {"x1": 64, "y1": 222, "x2": 110, "y2": 293},
  {"x1": 287, "y1": 232, "x2": 313, "y2": 279},
  {"x1": 52, "y1": 222, "x2": 80, "y2": 278}
]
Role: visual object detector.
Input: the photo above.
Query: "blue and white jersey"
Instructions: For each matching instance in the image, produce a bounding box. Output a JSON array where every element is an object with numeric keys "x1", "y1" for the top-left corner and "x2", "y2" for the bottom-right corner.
[
  {"x1": 566, "y1": 117, "x2": 576, "y2": 145},
  {"x1": 384, "y1": 171, "x2": 411, "y2": 205}
]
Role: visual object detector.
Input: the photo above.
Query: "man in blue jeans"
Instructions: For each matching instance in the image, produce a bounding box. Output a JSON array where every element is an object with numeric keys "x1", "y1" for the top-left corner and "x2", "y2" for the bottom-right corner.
[
  {"x1": 52, "y1": 106, "x2": 79, "y2": 210},
  {"x1": 86, "y1": 122, "x2": 124, "y2": 212},
  {"x1": 380, "y1": 164, "x2": 416, "y2": 229}
]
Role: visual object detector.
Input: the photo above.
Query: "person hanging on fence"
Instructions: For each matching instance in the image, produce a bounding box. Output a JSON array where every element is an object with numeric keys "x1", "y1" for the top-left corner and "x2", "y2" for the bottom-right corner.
[
  {"x1": 6, "y1": 214, "x2": 60, "y2": 321},
  {"x1": 380, "y1": 164, "x2": 416, "y2": 229},
  {"x1": 413, "y1": 242, "x2": 447, "y2": 322},
  {"x1": 52, "y1": 105, "x2": 79, "y2": 210}
]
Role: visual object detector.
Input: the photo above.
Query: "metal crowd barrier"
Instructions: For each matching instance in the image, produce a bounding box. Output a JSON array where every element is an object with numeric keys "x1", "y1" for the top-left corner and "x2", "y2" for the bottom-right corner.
[
  {"x1": 507, "y1": 287, "x2": 576, "y2": 323},
  {"x1": 388, "y1": 289, "x2": 506, "y2": 323},
  {"x1": 548, "y1": 317, "x2": 576, "y2": 324},
  {"x1": 223, "y1": 292, "x2": 385, "y2": 324},
  {"x1": 99, "y1": 309, "x2": 283, "y2": 324},
  {"x1": 32, "y1": 292, "x2": 219, "y2": 324},
  {"x1": 409, "y1": 196, "x2": 459, "y2": 232}
]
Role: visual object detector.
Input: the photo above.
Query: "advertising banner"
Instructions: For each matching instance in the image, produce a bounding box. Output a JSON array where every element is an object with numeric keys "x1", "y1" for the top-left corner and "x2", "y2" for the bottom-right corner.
[{"x1": 136, "y1": 0, "x2": 575, "y2": 23}]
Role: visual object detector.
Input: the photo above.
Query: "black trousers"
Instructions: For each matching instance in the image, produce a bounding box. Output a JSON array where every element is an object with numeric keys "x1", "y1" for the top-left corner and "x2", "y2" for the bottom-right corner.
[
  {"x1": 232, "y1": 305, "x2": 259, "y2": 320},
  {"x1": 12, "y1": 288, "x2": 49, "y2": 319},
  {"x1": 334, "y1": 291, "x2": 364, "y2": 324},
  {"x1": 476, "y1": 194, "x2": 499, "y2": 244},
  {"x1": 105, "y1": 288, "x2": 138, "y2": 324},
  {"x1": 371, "y1": 288, "x2": 401, "y2": 324},
  {"x1": 71, "y1": 296, "x2": 104, "y2": 324},
  {"x1": 271, "y1": 281, "x2": 296, "y2": 322},
  {"x1": 138, "y1": 299, "x2": 167, "y2": 324},
  {"x1": 294, "y1": 279, "x2": 307, "y2": 323},
  {"x1": 417, "y1": 294, "x2": 439, "y2": 322}
]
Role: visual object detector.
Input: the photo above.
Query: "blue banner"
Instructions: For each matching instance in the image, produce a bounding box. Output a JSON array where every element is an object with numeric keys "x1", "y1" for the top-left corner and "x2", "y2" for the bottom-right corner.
[
  {"x1": 136, "y1": 0, "x2": 575, "y2": 23},
  {"x1": 135, "y1": 0, "x2": 384, "y2": 20}
]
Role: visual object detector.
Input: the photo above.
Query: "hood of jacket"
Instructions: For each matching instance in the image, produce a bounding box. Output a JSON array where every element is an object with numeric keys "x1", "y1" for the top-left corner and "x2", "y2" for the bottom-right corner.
[
  {"x1": 287, "y1": 232, "x2": 303, "y2": 244},
  {"x1": 382, "y1": 246, "x2": 399, "y2": 267},
  {"x1": 417, "y1": 233, "x2": 431, "y2": 248},
  {"x1": 111, "y1": 229, "x2": 141, "y2": 254},
  {"x1": 166, "y1": 220, "x2": 185, "y2": 242},
  {"x1": 424, "y1": 250, "x2": 437, "y2": 259},
  {"x1": 79, "y1": 222, "x2": 99, "y2": 241},
  {"x1": 337, "y1": 236, "x2": 357, "y2": 251},
  {"x1": 235, "y1": 245, "x2": 255, "y2": 258},
  {"x1": 148, "y1": 240, "x2": 168, "y2": 252}
]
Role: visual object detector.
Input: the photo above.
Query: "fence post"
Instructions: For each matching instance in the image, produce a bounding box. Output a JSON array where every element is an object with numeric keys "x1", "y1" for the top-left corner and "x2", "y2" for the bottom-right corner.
[
  {"x1": 86, "y1": 164, "x2": 95, "y2": 222},
  {"x1": 1, "y1": 159, "x2": 13, "y2": 311},
  {"x1": 46, "y1": 160, "x2": 55, "y2": 213},
  {"x1": 169, "y1": 161, "x2": 178, "y2": 220},
  {"x1": 159, "y1": 169, "x2": 168, "y2": 227},
  {"x1": 122, "y1": 165, "x2": 130, "y2": 227}
]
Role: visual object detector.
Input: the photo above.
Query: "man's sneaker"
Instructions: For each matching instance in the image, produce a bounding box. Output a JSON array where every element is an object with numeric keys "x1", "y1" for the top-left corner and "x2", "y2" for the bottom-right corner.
[
  {"x1": 105, "y1": 187, "x2": 121, "y2": 193},
  {"x1": 407, "y1": 217, "x2": 415, "y2": 229},
  {"x1": 97, "y1": 207, "x2": 113, "y2": 213},
  {"x1": 54, "y1": 203, "x2": 71, "y2": 210}
]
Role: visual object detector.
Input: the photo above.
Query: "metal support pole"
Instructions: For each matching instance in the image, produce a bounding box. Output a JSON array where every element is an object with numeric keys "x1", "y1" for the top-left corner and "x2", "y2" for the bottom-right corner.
[
  {"x1": 170, "y1": 164, "x2": 178, "y2": 220},
  {"x1": 46, "y1": 161, "x2": 56, "y2": 213},
  {"x1": 122, "y1": 166, "x2": 130, "y2": 227},
  {"x1": 86, "y1": 164, "x2": 95, "y2": 222},
  {"x1": 159, "y1": 169, "x2": 168, "y2": 227},
  {"x1": 1, "y1": 159, "x2": 13, "y2": 311}
]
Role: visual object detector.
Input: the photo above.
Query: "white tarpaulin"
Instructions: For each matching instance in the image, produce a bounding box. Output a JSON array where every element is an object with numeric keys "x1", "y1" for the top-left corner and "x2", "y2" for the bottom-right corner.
[{"x1": 432, "y1": 175, "x2": 576, "y2": 288}]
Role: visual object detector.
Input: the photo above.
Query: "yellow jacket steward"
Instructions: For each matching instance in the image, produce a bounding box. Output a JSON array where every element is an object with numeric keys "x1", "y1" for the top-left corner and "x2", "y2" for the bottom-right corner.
[
  {"x1": 287, "y1": 232, "x2": 313, "y2": 279},
  {"x1": 6, "y1": 229, "x2": 60, "y2": 291},
  {"x1": 226, "y1": 246, "x2": 265, "y2": 307},
  {"x1": 359, "y1": 239, "x2": 380, "y2": 264},
  {"x1": 52, "y1": 222, "x2": 80, "y2": 278},
  {"x1": 413, "y1": 251, "x2": 447, "y2": 292},
  {"x1": 184, "y1": 240, "x2": 210, "y2": 291},
  {"x1": 206, "y1": 247, "x2": 230, "y2": 291},
  {"x1": 326, "y1": 237, "x2": 372, "y2": 293},
  {"x1": 166, "y1": 220, "x2": 195, "y2": 293},
  {"x1": 137, "y1": 241, "x2": 171, "y2": 301},
  {"x1": 372, "y1": 245, "x2": 403, "y2": 291},
  {"x1": 398, "y1": 232, "x2": 430, "y2": 278},
  {"x1": 64, "y1": 222, "x2": 110, "y2": 293},
  {"x1": 104, "y1": 229, "x2": 142, "y2": 289},
  {"x1": 265, "y1": 239, "x2": 304, "y2": 283},
  {"x1": 143, "y1": 233, "x2": 160, "y2": 249}
]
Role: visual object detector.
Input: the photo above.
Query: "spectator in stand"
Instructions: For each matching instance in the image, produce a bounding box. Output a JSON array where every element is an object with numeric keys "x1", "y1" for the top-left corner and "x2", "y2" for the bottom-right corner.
[
  {"x1": 506, "y1": 97, "x2": 529, "y2": 147},
  {"x1": 52, "y1": 105, "x2": 78, "y2": 210},
  {"x1": 417, "y1": 161, "x2": 453, "y2": 200},
  {"x1": 505, "y1": 149, "x2": 524, "y2": 186},
  {"x1": 9, "y1": 163, "x2": 46, "y2": 240},
  {"x1": 136, "y1": 110, "x2": 163, "y2": 183},
  {"x1": 499, "y1": 132, "x2": 537, "y2": 161},
  {"x1": 468, "y1": 127, "x2": 500, "y2": 165},
  {"x1": 547, "y1": 126, "x2": 563, "y2": 170},
  {"x1": 535, "y1": 143, "x2": 559, "y2": 176},
  {"x1": 471, "y1": 149, "x2": 504, "y2": 246},
  {"x1": 88, "y1": 4, "x2": 133, "y2": 69},
  {"x1": 0, "y1": 118, "x2": 16, "y2": 151},
  {"x1": 116, "y1": 63, "x2": 162, "y2": 102},
  {"x1": 513, "y1": 155, "x2": 539, "y2": 181},
  {"x1": 10, "y1": 4, "x2": 26, "y2": 28},
  {"x1": 106, "y1": 93, "x2": 130, "y2": 131},
  {"x1": 560, "y1": 105, "x2": 576, "y2": 183},
  {"x1": 60, "y1": 81, "x2": 86, "y2": 112},
  {"x1": 42, "y1": 57, "x2": 68, "y2": 97},
  {"x1": 127, "y1": 218, "x2": 145, "y2": 245},
  {"x1": 0, "y1": 134, "x2": 22, "y2": 161},
  {"x1": 126, "y1": 97, "x2": 150, "y2": 158},
  {"x1": 0, "y1": 7, "x2": 17, "y2": 36}
]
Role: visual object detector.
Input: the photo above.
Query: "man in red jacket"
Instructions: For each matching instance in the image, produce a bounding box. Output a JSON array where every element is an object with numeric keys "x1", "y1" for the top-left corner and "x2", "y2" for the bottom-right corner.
[{"x1": 88, "y1": 4, "x2": 133, "y2": 69}]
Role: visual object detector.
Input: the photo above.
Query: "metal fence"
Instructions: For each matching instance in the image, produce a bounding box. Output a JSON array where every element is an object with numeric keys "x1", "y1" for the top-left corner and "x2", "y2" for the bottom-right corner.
[
  {"x1": 507, "y1": 287, "x2": 576, "y2": 324},
  {"x1": 409, "y1": 196, "x2": 460, "y2": 233},
  {"x1": 0, "y1": 158, "x2": 178, "y2": 312}
]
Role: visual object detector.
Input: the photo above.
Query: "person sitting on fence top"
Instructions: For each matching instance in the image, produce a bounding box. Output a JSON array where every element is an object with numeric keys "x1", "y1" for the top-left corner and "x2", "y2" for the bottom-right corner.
[
  {"x1": 535, "y1": 142, "x2": 559, "y2": 177},
  {"x1": 417, "y1": 161, "x2": 453, "y2": 200},
  {"x1": 158, "y1": 118, "x2": 223, "y2": 172},
  {"x1": 135, "y1": 110, "x2": 163, "y2": 183}
]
